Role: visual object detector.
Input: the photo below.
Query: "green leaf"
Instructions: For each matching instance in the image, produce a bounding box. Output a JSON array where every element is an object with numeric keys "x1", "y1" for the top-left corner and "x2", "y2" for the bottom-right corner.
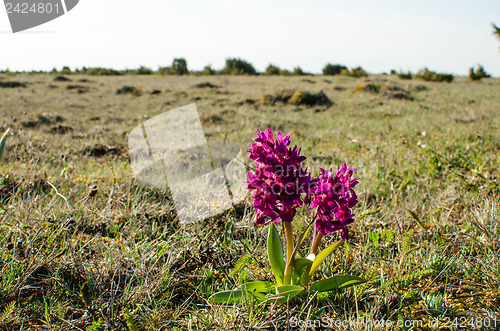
[
  {"x1": 239, "y1": 281, "x2": 274, "y2": 301},
  {"x1": 310, "y1": 275, "x2": 366, "y2": 292},
  {"x1": 268, "y1": 223, "x2": 286, "y2": 285},
  {"x1": 0, "y1": 128, "x2": 10, "y2": 161},
  {"x1": 293, "y1": 254, "x2": 315, "y2": 277},
  {"x1": 267, "y1": 285, "x2": 304, "y2": 304},
  {"x1": 308, "y1": 240, "x2": 342, "y2": 279},
  {"x1": 211, "y1": 281, "x2": 275, "y2": 304},
  {"x1": 211, "y1": 289, "x2": 244, "y2": 304}
]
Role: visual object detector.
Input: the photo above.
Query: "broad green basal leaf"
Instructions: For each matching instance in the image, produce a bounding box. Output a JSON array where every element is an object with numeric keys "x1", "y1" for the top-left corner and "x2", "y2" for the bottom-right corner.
[
  {"x1": 266, "y1": 284, "x2": 304, "y2": 304},
  {"x1": 268, "y1": 223, "x2": 286, "y2": 285},
  {"x1": 308, "y1": 239, "x2": 342, "y2": 280},
  {"x1": 211, "y1": 281, "x2": 275, "y2": 304},
  {"x1": 310, "y1": 275, "x2": 366, "y2": 292},
  {"x1": 293, "y1": 253, "x2": 315, "y2": 277},
  {"x1": 211, "y1": 289, "x2": 244, "y2": 304},
  {"x1": 239, "y1": 281, "x2": 275, "y2": 301}
]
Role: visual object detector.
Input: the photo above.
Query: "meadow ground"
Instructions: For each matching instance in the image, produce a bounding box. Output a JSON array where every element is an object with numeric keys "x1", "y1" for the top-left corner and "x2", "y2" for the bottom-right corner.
[{"x1": 0, "y1": 73, "x2": 499, "y2": 330}]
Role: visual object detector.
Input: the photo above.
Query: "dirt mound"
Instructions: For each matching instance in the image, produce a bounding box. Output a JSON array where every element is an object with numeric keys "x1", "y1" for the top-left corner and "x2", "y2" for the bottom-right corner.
[
  {"x1": 49, "y1": 125, "x2": 74, "y2": 134},
  {"x1": 66, "y1": 85, "x2": 89, "y2": 93},
  {"x1": 257, "y1": 89, "x2": 333, "y2": 107},
  {"x1": 194, "y1": 82, "x2": 219, "y2": 89},
  {"x1": 289, "y1": 90, "x2": 333, "y2": 106},
  {"x1": 380, "y1": 85, "x2": 414, "y2": 101},
  {"x1": 115, "y1": 86, "x2": 142, "y2": 96},
  {"x1": 355, "y1": 83, "x2": 379, "y2": 93},
  {"x1": 54, "y1": 76, "x2": 71, "y2": 82},
  {"x1": 0, "y1": 81, "x2": 26, "y2": 88},
  {"x1": 84, "y1": 144, "x2": 121, "y2": 157},
  {"x1": 21, "y1": 113, "x2": 65, "y2": 128}
]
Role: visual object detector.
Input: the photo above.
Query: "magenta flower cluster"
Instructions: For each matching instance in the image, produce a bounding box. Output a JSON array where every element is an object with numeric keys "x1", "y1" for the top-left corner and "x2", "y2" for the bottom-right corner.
[
  {"x1": 246, "y1": 128, "x2": 359, "y2": 239},
  {"x1": 246, "y1": 128, "x2": 315, "y2": 227},
  {"x1": 310, "y1": 165, "x2": 359, "y2": 239}
]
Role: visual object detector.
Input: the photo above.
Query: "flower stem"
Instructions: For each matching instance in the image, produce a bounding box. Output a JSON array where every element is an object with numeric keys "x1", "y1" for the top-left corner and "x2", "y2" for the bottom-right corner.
[
  {"x1": 311, "y1": 226, "x2": 317, "y2": 254},
  {"x1": 311, "y1": 232, "x2": 323, "y2": 255},
  {"x1": 283, "y1": 222, "x2": 294, "y2": 285},
  {"x1": 301, "y1": 232, "x2": 324, "y2": 286}
]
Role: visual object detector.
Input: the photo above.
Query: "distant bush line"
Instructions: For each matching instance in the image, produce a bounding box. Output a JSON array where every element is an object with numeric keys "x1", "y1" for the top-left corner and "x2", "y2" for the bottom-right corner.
[{"x1": 0, "y1": 58, "x2": 492, "y2": 79}]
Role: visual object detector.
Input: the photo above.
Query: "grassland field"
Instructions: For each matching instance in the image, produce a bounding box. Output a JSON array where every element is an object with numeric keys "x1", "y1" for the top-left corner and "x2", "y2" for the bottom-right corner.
[{"x1": 0, "y1": 73, "x2": 499, "y2": 330}]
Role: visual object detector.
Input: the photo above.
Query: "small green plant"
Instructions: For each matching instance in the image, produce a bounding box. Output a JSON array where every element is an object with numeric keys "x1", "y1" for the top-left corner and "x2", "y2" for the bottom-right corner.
[
  {"x1": 86, "y1": 319, "x2": 106, "y2": 331},
  {"x1": 123, "y1": 308, "x2": 140, "y2": 331},
  {"x1": 322, "y1": 63, "x2": 347, "y2": 76}
]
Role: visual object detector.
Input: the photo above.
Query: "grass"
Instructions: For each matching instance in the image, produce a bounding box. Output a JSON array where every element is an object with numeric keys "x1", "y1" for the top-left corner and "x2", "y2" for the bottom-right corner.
[{"x1": 0, "y1": 73, "x2": 499, "y2": 330}]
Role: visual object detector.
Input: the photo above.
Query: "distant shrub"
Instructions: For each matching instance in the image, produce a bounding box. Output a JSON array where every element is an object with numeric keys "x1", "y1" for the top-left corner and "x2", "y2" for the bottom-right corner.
[
  {"x1": 493, "y1": 23, "x2": 500, "y2": 43},
  {"x1": 0, "y1": 81, "x2": 26, "y2": 88},
  {"x1": 172, "y1": 58, "x2": 189, "y2": 75},
  {"x1": 468, "y1": 65, "x2": 490, "y2": 81},
  {"x1": 397, "y1": 70, "x2": 413, "y2": 80},
  {"x1": 158, "y1": 67, "x2": 172, "y2": 75},
  {"x1": 416, "y1": 68, "x2": 453, "y2": 83},
  {"x1": 159, "y1": 59, "x2": 189, "y2": 75},
  {"x1": 292, "y1": 66, "x2": 307, "y2": 76},
  {"x1": 341, "y1": 66, "x2": 368, "y2": 78},
  {"x1": 390, "y1": 69, "x2": 397, "y2": 75},
  {"x1": 322, "y1": 63, "x2": 347, "y2": 75},
  {"x1": 85, "y1": 68, "x2": 122, "y2": 76},
  {"x1": 61, "y1": 66, "x2": 72, "y2": 75},
  {"x1": 222, "y1": 58, "x2": 257, "y2": 75},
  {"x1": 134, "y1": 66, "x2": 153, "y2": 75},
  {"x1": 279, "y1": 69, "x2": 292, "y2": 76},
  {"x1": 202, "y1": 65, "x2": 216, "y2": 75},
  {"x1": 265, "y1": 64, "x2": 281, "y2": 75}
]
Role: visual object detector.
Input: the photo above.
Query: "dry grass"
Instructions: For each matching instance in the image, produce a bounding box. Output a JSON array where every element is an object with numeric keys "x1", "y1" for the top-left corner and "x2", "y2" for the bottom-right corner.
[{"x1": 0, "y1": 72, "x2": 499, "y2": 330}]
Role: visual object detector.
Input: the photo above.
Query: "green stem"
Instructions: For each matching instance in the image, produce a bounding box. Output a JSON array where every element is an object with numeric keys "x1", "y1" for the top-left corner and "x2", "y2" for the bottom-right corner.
[
  {"x1": 283, "y1": 222, "x2": 294, "y2": 285},
  {"x1": 301, "y1": 232, "x2": 324, "y2": 286},
  {"x1": 311, "y1": 232, "x2": 323, "y2": 255},
  {"x1": 311, "y1": 226, "x2": 317, "y2": 254}
]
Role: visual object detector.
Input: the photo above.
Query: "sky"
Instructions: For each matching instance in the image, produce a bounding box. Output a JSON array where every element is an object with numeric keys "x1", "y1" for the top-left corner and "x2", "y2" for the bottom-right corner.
[{"x1": 1, "y1": 0, "x2": 500, "y2": 76}]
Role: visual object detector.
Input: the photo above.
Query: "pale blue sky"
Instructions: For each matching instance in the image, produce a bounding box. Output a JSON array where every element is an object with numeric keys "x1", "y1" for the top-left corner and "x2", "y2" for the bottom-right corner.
[{"x1": 1, "y1": 0, "x2": 500, "y2": 75}]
